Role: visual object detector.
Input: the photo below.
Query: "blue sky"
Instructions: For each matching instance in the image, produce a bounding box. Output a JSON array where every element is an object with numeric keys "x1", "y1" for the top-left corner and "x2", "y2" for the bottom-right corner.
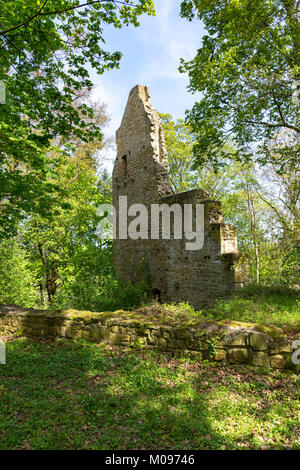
[{"x1": 91, "y1": 0, "x2": 204, "y2": 169}]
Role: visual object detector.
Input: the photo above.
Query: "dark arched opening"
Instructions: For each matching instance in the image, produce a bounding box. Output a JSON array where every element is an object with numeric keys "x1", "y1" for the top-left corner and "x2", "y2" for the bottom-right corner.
[{"x1": 152, "y1": 288, "x2": 161, "y2": 302}]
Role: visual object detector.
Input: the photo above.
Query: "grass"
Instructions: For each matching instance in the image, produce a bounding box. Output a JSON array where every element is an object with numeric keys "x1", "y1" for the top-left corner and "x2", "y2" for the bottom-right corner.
[
  {"x1": 133, "y1": 286, "x2": 300, "y2": 330},
  {"x1": 0, "y1": 337, "x2": 299, "y2": 450},
  {"x1": 207, "y1": 286, "x2": 300, "y2": 328}
]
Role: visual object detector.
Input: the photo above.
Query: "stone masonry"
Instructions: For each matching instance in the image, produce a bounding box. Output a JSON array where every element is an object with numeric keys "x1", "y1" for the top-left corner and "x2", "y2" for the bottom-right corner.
[
  {"x1": 0, "y1": 305, "x2": 298, "y2": 372},
  {"x1": 112, "y1": 85, "x2": 247, "y2": 308}
]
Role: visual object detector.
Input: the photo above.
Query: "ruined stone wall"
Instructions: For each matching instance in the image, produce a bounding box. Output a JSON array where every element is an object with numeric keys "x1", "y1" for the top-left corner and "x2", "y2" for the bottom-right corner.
[
  {"x1": 158, "y1": 190, "x2": 242, "y2": 307},
  {"x1": 0, "y1": 305, "x2": 298, "y2": 371},
  {"x1": 112, "y1": 85, "x2": 247, "y2": 308},
  {"x1": 112, "y1": 85, "x2": 172, "y2": 290}
]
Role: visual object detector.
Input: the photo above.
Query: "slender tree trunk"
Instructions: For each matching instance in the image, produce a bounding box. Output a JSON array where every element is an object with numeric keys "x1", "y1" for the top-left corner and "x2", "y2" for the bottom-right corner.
[
  {"x1": 34, "y1": 220, "x2": 58, "y2": 304},
  {"x1": 39, "y1": 283, "x2": 45, "y2": 306},
  {"x1": 246, "y1": 184, "x2": 260, "y2": 285}
]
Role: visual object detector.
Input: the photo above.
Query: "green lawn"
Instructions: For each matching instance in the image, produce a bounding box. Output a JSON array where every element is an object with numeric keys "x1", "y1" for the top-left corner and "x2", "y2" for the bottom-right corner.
[
  {"x1": 0, "y1": 338, "x2": 299, "y2": 450},
  {"x1": 134, "y1": 286, "x2": 300, "y2": 330},
  {"x1": 206, "y1": 286, "x2": 300, "y2": 328}
]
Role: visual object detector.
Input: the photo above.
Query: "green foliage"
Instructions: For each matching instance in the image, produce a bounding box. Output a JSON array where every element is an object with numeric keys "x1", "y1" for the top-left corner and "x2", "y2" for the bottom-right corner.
[
  {"x1": 53, "y1": 266, "x2": 152, "y2": 312},
  {"x1": 129, "y1": 336, "x2": 145, "y2": 350},
  {"x1": 159, "y1": 113, "x2": 196, "y2": 193},
  {"x1": 0, "y1": 338, "x2": 299, "y2": 449},
  {"x1": 0, "y1": 0, "x2": 155, "y2": 234},
  {"x1": 0, "y1": 239, "x2": 39, "y2": 306},
  {"x1": 180, "y1": 0, "x2": 300, "y2": 170},
  {"x1": 221, "y1": 162, "x2": 299, "y2": 286},
  {"x1": 207, "y1": 285, "x2": 300, "y2": 327},
  {"x1": 159, "y1": 112, "x2": 239, "y2": 198},
  {"x1": 133, "y1": 288, "x2": 300, "y2": 328},
  {"x1": 21, "y1": 156, "x2": 106, "y2": 302},
  {"x1": 19, "y1": 155, "x2": 149, "y2": 311},
  {"x1": 0, "y1": 126, "x2": 151, "y2": 311},
  {"x1": 207, "y1": 336, "x2": 218, "y2": 360}
]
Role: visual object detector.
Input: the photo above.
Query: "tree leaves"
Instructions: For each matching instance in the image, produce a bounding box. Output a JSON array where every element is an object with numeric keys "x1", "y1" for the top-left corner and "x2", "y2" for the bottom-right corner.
[
  {"x1": 0, "y1": 1, "x2": 155, "y2": 236},
  {"x1": 180, "y1": 0, "x2": 300, "y2": 170}
]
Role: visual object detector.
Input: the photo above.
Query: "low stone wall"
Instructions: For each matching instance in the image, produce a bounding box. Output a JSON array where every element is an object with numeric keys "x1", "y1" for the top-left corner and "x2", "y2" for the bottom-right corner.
[{"x1": 0, "y1": 304, "x2": 298, "y2": 371}]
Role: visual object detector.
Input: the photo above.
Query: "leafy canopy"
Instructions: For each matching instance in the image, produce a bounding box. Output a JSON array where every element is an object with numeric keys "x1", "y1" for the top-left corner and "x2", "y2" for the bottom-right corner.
[
  {"x1": 180, "y1": 0, "x2": 300, "y2": 170},
  {"x1": 0, "y1": 0, "x2": 154, "y2": 235}
]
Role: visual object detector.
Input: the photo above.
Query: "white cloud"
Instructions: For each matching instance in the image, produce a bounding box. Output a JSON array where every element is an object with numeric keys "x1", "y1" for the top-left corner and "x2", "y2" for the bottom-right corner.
[
  {"x1": 91, "y1": 82, "x2": 119, "y2": 173},
  {"x1": 137, "y1": 0, "x2": 202, "y2": 81},
  {"x1": 86, "y1": 0, "x2": 204, "y2": 173}
]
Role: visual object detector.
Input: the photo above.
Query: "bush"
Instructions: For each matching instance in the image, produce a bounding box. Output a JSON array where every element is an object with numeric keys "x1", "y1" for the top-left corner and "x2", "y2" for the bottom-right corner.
[{"x1": 0, "y1": 239, "x2": 39, "y2": 307}]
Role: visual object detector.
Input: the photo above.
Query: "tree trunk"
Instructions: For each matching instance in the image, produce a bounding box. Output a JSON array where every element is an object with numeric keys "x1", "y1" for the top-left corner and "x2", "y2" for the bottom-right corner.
[{"x1": 246, "y1": 184, "x2": 260, "y2": 285}]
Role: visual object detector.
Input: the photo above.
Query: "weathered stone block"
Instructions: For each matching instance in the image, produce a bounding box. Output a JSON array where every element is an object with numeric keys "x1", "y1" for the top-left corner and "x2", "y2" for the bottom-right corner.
[
  {"x1": 99, "y1": 326, "x2": 110, "y2": 340},
  {"x1": 251, "y1": 351, "x2": 270, "y2": 368},
  {"x1": 158, "y1": 338, "x2": 167, "y2": 348},
  {"x1": 270, "y1": 354, "x2": 286, "y2": 369},
  {"x1": 110, "y1": 333, "x2": 131, "y2": 345},
  {"x1": 58, "y1": 326, "x2": 66, "y2": 337},
  {"x1": 228, "y1": 348, "x2": 249, "y2": 364},
  {"x1": 147, "y1": 336, "x2": 158, "y2": 345},
  {"x1": 269, "y1": 341, "x2": 291, "y2": 354},
  {"x1": 224, "y1": 334, "x2": 247, "y2": 347},
  {"x1": 70, "y1": 326, "x2": 82, "y2": 340},
  {"x1": 185, "y1": 351, "x2": 202, "y2": 360},
  {"x1": 82, "y1": 329, "x2": 91, "y2": 340},
  {"x1": 152, "y1": 329, "x2": 162, "y2": 337},
  {"x1": 88, "y1": 325, "x2": 100, "y2": 342},
  {"x1": 214, "y1": 349, "x2": 226, "y2": 361},
  {"x1": 249, "y1": 332, "x2": 268, "y2": 351}
]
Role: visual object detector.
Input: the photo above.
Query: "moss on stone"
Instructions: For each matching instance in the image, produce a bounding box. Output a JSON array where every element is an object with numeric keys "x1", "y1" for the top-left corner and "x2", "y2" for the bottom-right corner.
[
  {"x1": 218, "y1": 320, "x2": 256, "y2": 329},
  {"x1": 254, "y1": 324, "x2": 284, "y2": 340},
  {"x1": 1, "y1": 304, "x2": 298, "y2": 373}
]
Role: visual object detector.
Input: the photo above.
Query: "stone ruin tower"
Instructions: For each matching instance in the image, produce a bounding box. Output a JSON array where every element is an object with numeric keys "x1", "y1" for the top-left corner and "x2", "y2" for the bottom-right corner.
[{"x1": 112, "y1": 85, "x2": 245, "y2": 308}]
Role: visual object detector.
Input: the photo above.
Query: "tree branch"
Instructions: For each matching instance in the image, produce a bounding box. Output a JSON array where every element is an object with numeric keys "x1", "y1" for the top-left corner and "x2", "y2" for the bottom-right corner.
[
  {"x1": 243, "y1": 119, "x2": 300, "y2": 133},
  {"x1": 0, "y1": 1, "x2": 133, "y2": 36},
  {"x1": 0, "y1": 0, "x2": 49, "y2": 35},
  {"x1": 272, "y1": 92, "x2": 286, "y2": 125},
  {"x1": 255, "y1": 189, "x2": 292, "y2": 231}
]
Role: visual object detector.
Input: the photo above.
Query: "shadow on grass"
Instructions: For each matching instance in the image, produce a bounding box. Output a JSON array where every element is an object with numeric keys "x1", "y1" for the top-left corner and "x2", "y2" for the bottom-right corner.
[
  {"x1": 0, "y1": 338, "x2": 224, "y2": 450},
  {"x1": 0, "y1": 338, "x2": 298, "y2": 450}
]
